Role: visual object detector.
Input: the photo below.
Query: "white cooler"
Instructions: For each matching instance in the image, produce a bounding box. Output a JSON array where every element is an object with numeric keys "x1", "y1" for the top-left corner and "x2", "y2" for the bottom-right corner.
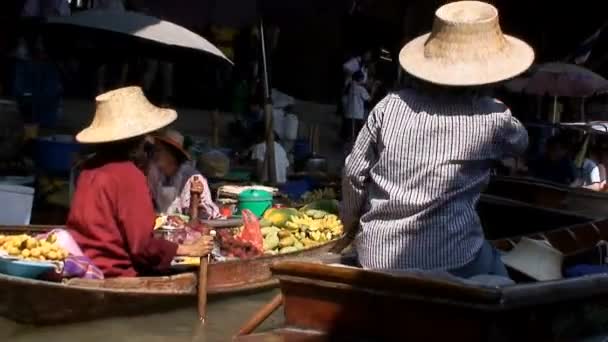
[{"x1": 0, "y1": 184, "x2": 35, "y2": 225}]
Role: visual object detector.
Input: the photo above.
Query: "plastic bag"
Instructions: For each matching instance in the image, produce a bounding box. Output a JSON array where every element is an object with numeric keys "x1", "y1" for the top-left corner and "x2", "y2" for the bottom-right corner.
[{"x1": 238, "y1": 209, "x2": 264, "y2": 253}]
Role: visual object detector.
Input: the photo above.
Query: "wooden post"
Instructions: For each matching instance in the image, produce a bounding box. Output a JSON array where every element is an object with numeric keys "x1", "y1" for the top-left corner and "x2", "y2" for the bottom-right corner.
[
  {"x1": 259, "y1": 19, "x2": 277, "y2": 184},
  {"x1": 264, "y1": 103, "x2": 277, "y2": 184}
]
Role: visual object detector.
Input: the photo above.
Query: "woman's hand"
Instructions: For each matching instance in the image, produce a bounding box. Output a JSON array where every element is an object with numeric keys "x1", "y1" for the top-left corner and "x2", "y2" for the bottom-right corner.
[{"x1": 176, "y1": 235, "x2": 214, "y2": 257}]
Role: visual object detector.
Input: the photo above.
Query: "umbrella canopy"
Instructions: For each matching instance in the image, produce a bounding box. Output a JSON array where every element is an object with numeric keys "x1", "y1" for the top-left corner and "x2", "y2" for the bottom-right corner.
[
  {"x1": 46, "y1": 10, "x2": 232, "y2": 64},
  {"x1": 505, "y1": 62, "x2": 608, "y2": 97}
]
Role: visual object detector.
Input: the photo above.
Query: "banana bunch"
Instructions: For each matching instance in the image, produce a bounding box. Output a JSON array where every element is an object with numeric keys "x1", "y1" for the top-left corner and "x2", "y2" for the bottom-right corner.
[
  {"x1": 0, "y1": 233, "x2": 68, "y2": 262},
  {"x1": 286, "y1": 211, "x2": 343, "y2": 243},
  {"x1": 301, "y1": 188, "x2": 337, "y2": 203}
]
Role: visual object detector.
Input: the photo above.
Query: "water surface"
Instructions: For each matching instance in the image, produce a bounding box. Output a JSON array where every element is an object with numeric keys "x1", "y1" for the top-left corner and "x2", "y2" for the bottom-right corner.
[{"x1": 0, "y1": 291, "x2": 282, "y2": 342}]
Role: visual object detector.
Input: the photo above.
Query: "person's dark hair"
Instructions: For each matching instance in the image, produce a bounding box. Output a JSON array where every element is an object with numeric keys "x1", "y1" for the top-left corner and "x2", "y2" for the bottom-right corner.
[
  {"x1": 589, "y1": 144, "x2": 605, "y2": 159},
  {"x1": 352, "y1": 70, "x2": 365, "y2": 83},
  {"x1": 89, "y1": 136, "x2": 151, "y2": 171},
  {"x1": 406, "y1": 75, "x2": 494, "y2": 99}
]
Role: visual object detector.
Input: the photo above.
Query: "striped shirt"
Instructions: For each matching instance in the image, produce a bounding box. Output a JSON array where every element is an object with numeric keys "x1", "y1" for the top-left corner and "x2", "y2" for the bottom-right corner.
[{"x1": 341, "y1": 89, "x2": 528, "y2": 271}]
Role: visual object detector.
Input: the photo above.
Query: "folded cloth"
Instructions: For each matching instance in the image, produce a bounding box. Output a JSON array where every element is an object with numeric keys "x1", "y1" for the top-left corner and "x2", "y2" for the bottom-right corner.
[
  {"x1": 564, "y1": 264, "x2": 608, "y2": 278},
  {"x1": 63, "y1": 255, "x2": 104, "y2": 280},
  {"x1": 37, "y1": 229, "x2": 104, "y2": 280}
]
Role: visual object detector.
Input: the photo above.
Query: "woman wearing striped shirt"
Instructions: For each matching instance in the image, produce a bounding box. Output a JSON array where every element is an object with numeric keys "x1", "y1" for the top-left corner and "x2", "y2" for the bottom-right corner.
[{"x1": 341, "y1": 1, "x2": 534, "y2": 278}]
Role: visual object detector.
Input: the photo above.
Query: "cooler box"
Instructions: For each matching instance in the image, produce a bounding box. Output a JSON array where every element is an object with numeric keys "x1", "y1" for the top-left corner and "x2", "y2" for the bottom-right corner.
[{"x1": 0, "y1": 184, "x2": 34, "y2": 225}]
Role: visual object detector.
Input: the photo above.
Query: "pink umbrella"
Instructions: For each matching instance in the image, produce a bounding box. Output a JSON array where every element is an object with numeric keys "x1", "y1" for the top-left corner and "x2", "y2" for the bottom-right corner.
[
  {"x1": 505, "y1": 63, "x2": 608, "y2": 122},
  {"x1": 507, "y1": 63, "x2": 608, "y2": 97}
]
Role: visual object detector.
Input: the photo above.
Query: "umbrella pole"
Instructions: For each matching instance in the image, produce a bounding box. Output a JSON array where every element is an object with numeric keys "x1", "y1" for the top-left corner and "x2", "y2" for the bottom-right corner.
[
  {"x1": 259, "y1": 19, "x2": 277, "y2": 184},
  {"x1": 551, "y1": 96, "x2": 560, "y2": 135},
  {"x1": 581, "y1": 98, "x2": 586, "y2": 122}
]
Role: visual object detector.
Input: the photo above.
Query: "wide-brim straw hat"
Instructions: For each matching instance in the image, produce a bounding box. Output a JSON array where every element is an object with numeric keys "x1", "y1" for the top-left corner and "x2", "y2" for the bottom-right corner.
[
  {"x1": 501, "y1": 238, "x2": 564, "y2": 281},
  {"x1": 154, "y1": 129, "x2": 191, "y2": 160},
  {"x1": 76, "y1": 86, "x2": 177, "y2": 144},
  {"x1": 399, "y1": 1, "x2": 534, "y2": 86}
]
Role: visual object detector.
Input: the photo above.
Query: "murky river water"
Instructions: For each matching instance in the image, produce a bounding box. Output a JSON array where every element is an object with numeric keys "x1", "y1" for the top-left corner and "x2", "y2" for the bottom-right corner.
[{"x1": 0, "y1": 291, "x2": 282, "y2": 342}]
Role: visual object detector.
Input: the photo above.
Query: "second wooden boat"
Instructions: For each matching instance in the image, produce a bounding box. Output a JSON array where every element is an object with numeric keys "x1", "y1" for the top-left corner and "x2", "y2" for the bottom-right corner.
[
  {"x1": 486, "y1": 175, "x2": 608, "y2": 219},
  {"x1": 235, "y1": 218, "x2": 608, "y2": 341}
]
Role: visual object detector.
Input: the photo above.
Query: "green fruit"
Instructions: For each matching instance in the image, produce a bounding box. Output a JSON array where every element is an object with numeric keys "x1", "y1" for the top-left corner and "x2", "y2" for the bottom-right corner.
[
  {"x1": 279, "y1": 246, "x2": 299, "y2": 254},
  {"x1": 279, "y1": 236, "x2": 295, "y2": 248},
  {"x1": 300, "y1": 200, "x2": 339, "y2": 215},
  {"x1": 259, "y1": 218, "x2": 272, "y2": 228},
  {"x1": 261, "y1": 226, "x2": 281, "y2": 237},
  {"x1": 263, "y1": 232, "x2": 280, "y2": 251},
  {"x1": 262, "y1": 208, "x2": 299, "y2": 228}
]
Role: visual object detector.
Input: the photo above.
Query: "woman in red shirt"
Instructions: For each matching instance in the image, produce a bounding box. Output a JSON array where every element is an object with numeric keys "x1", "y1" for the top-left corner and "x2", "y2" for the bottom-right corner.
[{"x1": 67, "y1": 86, "x2": 213, "y2": 277}]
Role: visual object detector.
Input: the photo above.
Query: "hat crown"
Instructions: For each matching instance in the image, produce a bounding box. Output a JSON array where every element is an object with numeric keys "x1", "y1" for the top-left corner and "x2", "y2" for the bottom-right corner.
[
  {"x1": 425, "y1": 1, "x2": 506, "y2": 62},
  {"x1": 398, "y1": 1, "x2": 534, "y2": 86}
]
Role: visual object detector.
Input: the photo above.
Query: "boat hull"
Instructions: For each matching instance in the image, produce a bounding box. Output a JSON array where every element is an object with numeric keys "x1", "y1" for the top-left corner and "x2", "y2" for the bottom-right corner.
[
  {"x1": 0, "y1": 225, "x2": 342, "y2": 324},
  {"x1": 486, "y1": 176, "x2": 608, "y2": 219},
  {"x1": 236, "y1": 219, "x2": 608, "y2": 341}
]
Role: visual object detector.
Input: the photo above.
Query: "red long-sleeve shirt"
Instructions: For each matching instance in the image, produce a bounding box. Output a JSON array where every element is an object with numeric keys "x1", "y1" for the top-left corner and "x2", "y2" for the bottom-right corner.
[{"x1": 67, "y1": 159, "x2": 178, "y2": 277}]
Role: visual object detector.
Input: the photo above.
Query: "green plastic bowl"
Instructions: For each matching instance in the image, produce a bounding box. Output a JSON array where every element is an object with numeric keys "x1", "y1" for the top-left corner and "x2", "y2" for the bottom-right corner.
[{"x1": 238, "y1": 189, "x2": 272, "y2": 218}]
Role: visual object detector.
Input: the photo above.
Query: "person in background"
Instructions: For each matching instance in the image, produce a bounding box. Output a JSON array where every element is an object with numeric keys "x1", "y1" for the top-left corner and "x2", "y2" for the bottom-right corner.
[
  {"x1": 528, "y1": 135, "x2": 576, "y2": 185},
  {"x1": 578, "y1": 146, "x2": 606, "y2": 191},
  {"x1": 271, "y1": 88, "x2": 296, "y2": 143},
  {"x1": 67, "y1": 87, "x2": 213, "y2": 278},
  {"x1": 282, "y1": 104, "x2": 299, "y2": 157},
  {"x1": 343, "y1": 49, "x2": 373, "y2": 87},
  {"x1": 250, "y1": 121, "x2": 289, "y2": 184},
  {"x1": 344, "y1": 70, "x2": 375, "y2": 142},
  {"x1": 148, "y1": 129, "x2": 221, "y2": 219},
  {"x1": 22, "y1": 0, "x2": 70, "y2": 17},
  {"x1": 341, "y1": 2, "x2": 532, "y2": 279}
]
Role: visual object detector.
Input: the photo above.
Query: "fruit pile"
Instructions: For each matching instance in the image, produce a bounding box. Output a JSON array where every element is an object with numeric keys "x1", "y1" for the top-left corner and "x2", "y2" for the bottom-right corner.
[
  {"x1": 301, "y1": 188, "x2": 337, "y2": 203},
  {"x1": 0, "y1": 234, "x2": 68, "y2": 262},
  {"x1": 261, "y1": 208, "x2": 344, "y2": 255},
  {"x1": 216, "y1": 229, "x2": 263, "y2": 259}
]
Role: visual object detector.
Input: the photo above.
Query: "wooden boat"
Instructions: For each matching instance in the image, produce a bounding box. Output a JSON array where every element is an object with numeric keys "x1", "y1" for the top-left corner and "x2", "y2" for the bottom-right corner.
[
  {"x1": 0, "y1": 196, "x2": 591, "y2": 325},
  {"x1": 0, "y1": 225, "x2": 343, "y2": 324},
  {"x1": 486, "y1": 175, "x2": 608, "y2": 219},
  {"x1": 235, "y1": 216, "x2": 608, "y2": 341}
]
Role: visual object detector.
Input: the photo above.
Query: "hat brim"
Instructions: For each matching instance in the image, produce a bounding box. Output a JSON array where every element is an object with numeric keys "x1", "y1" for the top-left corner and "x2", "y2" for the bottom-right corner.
[
  {"x1": 400, "y1": 33, "x2": 535, "y2": 86},
  {"x1": 155, "y1": 135, "x2": 192, "y2": 161},
  {"x1": 76, "y1": 108, "x2": 177, "y2": 144}
]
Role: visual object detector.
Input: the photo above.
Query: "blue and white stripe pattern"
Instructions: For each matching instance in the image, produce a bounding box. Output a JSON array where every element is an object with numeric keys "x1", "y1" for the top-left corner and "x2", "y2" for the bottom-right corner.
[{"x1": 341, "y1": 90, "x2": 528, "y2": 271}]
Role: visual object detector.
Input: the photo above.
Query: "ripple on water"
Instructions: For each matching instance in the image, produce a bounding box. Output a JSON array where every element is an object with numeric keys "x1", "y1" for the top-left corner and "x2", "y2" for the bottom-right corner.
[{"x1": 0, "y1": 290, "x2": 283, "y2": 342}]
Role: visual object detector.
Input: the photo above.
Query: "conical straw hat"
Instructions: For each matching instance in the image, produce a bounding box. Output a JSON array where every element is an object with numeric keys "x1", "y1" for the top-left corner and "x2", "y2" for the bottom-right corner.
[
  {"x1": 76, "y1": 86, "x2": 177, "y2": 144},
  {"x1": 501, "y1": 238, "x2": 564, "y2": 281},
  {"x1": 154, "y1": 129, "x2": 191, "y2": 160},
  {"x1": 399, "y1": 1, "x2": 534, "y2": 86}
]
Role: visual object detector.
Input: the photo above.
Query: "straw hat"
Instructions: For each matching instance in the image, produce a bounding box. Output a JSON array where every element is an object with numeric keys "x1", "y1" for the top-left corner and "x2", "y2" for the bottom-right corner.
[
  {"x1": 76, "y1": 87, "x2": 177, "y2": 144},
  {"x1": 501, "y1": 238, "x2": 564, "y2": 281},
  {"x1": 399, "y1": 1, "x2": 534, "y2": 86},
  {"x1": 155, "y1": 129, "x2": 191, "y2": 160}
]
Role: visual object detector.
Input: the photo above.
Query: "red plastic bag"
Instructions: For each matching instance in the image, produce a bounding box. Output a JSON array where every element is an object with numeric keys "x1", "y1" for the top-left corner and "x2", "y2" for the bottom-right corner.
[{"x1": 238, "y1": 210, "x2": 264, "y2": 253}]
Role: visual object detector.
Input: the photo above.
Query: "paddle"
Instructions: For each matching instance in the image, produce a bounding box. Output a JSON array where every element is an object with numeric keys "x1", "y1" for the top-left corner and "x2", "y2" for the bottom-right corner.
[{"x1": 188, "y1": 177, "x2": 209, "y2": 323}]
